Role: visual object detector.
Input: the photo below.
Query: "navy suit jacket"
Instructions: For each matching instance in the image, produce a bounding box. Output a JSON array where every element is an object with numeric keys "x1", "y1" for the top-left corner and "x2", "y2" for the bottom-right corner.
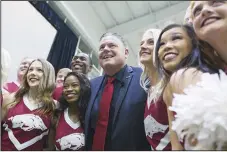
[{"x1": 84, "y1": 66, "x2": 150, "y2": 150}]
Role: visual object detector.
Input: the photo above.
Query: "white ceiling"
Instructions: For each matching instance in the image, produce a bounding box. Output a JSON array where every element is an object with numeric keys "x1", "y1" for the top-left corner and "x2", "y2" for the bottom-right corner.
[{"x1": 49, "y1": 1, "x2": 190, "y2": 67}]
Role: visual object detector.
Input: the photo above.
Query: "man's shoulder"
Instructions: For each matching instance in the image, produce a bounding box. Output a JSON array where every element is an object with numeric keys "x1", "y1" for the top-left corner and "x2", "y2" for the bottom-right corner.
[
  {"x1": 90, "y1": 76, "x2": 104, "y2": 83},
  {"x1": 89, "y1": 66, "x2": 142, "y2": 80},
  {"x1": 127, "y1": 66, "x2": 143, "y2": 77},
  {"x1": 129, "y1": 66, "x2": 143, "y2": 73}
]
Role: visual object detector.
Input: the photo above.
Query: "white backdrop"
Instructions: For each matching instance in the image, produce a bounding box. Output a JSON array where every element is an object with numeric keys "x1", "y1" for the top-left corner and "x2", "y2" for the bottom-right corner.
[{"x1": 2, "y1": 1, "x2": 57, "y2": 82}]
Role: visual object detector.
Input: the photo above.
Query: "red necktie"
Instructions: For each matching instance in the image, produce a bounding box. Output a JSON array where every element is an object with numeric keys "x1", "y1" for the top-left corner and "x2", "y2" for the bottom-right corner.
[{"x1": 92, "y1": 77, "x2": 115, "y2": 150}]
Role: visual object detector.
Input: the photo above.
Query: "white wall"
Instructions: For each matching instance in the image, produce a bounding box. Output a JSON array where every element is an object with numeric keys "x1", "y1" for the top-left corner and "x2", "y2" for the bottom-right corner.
[
  {"x1": 52, "y1": 1, "x2": 107, "y2": 56},
  {"x1": 63, "y1": 1, "x2": 107, "y2": 45},
  {"x1": 2, "y1": 1, "x2": 57, "y2": 82}
]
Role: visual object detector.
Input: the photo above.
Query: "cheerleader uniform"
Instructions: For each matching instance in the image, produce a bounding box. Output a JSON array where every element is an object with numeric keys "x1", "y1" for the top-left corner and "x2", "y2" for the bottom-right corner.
[
  {"x1": 1, "y1": 95, "x2": 51, "y2": 150},
  {"x1": 3, "y1": 81, "x2": 20, "y2": 93},
  {"x1": 144, "y1": 96, "x2": 172, "y2": 150},
  {"x1": 53, "y1": 86, "x2": 63, "y2": 101},
  {"x1": 55, "y1": 108, "x2": 85, "y2": 151}
]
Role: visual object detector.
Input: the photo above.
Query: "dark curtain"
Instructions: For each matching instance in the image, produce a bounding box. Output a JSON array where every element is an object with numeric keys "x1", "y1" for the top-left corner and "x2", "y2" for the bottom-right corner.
[
  {"x1": 47, "y1": 29, "x2": 77, "y2": 74},
  {"x1": 29, "y1": 1, "x2": 78, "y2": 75}
]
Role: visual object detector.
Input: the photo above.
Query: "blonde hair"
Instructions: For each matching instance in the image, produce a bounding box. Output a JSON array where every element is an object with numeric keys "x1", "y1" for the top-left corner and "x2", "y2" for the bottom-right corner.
[
  {"x1": 184, "y1": 5, "x2": 192, "y2": 24},
  {"x1": 1, "y1": 48, "x2": 11, "y2": 86},
  {"x1": 189, "y1": 1, "x2": 196, "y2": 20},
  {"x1": 7, "y1": 58, "x2": 56, "y2": 116},
  {"x1": 139, "y1": 28, "x2": 164, "y2": 102},
  {"x1": 190, "y1": 1, "x2": 195, "y2": 9}
]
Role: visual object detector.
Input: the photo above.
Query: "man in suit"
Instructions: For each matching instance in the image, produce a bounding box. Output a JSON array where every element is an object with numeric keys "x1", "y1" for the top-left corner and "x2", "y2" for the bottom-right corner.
[{"x1": 85, "y1": 32, "x2": 150, "y2": 150}]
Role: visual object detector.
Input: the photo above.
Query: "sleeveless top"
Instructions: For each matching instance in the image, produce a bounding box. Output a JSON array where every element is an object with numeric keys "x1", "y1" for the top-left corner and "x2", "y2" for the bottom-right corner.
[
  {"x1": 1, "y1": 95, "x2": 51, "y2": 150},
  {"x1": 55, "y1": 108, "x2": 85, "y2": 151},
  {"x1": 144, "y1": 96, "x2": 172, "y2": 150},
  {"x1": 53, "y1": 86, "x2": 63, "y2": 101},
  {"x1": 3, "y1": 81, "x2": 20, "y2": 93}
]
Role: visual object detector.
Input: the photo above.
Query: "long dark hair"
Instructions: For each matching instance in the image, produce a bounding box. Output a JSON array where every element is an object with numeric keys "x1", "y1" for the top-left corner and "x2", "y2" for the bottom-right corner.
[
  {"x1": 155, "y1": 24, "x2": 220, "y2": 78},
  {"x1": 53, "y1": 72, "x2": 91, "y2": 128}
]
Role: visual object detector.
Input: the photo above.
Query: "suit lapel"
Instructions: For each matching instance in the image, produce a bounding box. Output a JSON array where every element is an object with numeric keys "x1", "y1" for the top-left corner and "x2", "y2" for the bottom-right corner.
[
  {"x1": 85, "y1": 76, "x2": 105, "y2": 135},
  {"x1": 112, "y1": 66, "x2": 133, "y2": 125}
]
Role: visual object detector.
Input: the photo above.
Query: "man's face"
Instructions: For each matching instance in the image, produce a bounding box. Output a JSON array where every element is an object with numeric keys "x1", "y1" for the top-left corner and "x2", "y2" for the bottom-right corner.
[
  {"x1": 56, "y1": 68, "x2": 71, "y2": 87},
  {"x1": 71, "y1": 53, "x2": 91, "y2": 75},
  {"x1": 17, "y1": 57, "x2": 33, "y2": 79},
  {"x1": 98, "y1": 35, "x2": 128, "y2": 71}
]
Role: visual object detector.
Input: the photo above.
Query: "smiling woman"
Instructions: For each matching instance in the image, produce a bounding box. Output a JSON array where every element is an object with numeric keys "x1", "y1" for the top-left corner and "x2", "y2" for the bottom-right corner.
[
  {"x1": 47, "y1": 72, "x2": 91, "y2": 151},
  {"x1": 63, "y1": 75, "x2": 81, "y2": 102},
  {"x1": 1, "y1": 58, "x2": 56, "y2": 151},
  {"x1": 190, "y1": 1, "x2": 227, "y2": 64},
  {"x1": 154, "y1": 23, "x2": 222, "y2": 150},
  {"x1": 26, "y1": 61, "x2": 44, "y2": 88},
  {"x1": 138, "y1": 28, "x2": 173, "y2": 151},
  {"x1": 157, "y1": 27, "x2": 192, "y2": 72},
  {"x1": 139, "y1": 29, "x2": 161, "y2": 94}
]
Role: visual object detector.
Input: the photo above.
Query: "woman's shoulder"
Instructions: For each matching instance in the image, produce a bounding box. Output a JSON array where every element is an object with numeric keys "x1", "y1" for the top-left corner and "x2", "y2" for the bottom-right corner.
[
  {"x1": 171, "y1": 67, "x2": 203, "y2": 81},
  {"x1": 2, "y1": 92, "x2": 16, "y2": 108},
  {"x1": 163, "y1": 68, "x2": 204, "y2": 105},
  {"x1": 169, "y1": 67, "x2": 204, "y2": 93}
]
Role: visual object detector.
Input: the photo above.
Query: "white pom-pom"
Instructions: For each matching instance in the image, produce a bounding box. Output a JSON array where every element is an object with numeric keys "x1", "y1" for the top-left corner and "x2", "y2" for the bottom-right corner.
[{"x1": 170, "y1": 70, "x2": 227, "y2": 150}]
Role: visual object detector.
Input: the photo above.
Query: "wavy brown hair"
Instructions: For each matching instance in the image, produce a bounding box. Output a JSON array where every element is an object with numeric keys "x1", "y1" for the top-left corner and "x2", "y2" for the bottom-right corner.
[{"x1": 6, "y1": 58, "x2": 56, "y2": 116}]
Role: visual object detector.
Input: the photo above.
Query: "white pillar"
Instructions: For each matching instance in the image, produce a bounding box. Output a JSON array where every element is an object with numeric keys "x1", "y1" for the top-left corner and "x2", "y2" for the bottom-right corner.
[{"x1": 75, "y1": 35, "x2": 81, "y2": 56}]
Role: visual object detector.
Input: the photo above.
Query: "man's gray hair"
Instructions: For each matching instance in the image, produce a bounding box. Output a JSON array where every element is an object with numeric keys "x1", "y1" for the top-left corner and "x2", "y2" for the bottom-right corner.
[{"x1": 100, "y1": 32, "x2": 128, "y2": 48}]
